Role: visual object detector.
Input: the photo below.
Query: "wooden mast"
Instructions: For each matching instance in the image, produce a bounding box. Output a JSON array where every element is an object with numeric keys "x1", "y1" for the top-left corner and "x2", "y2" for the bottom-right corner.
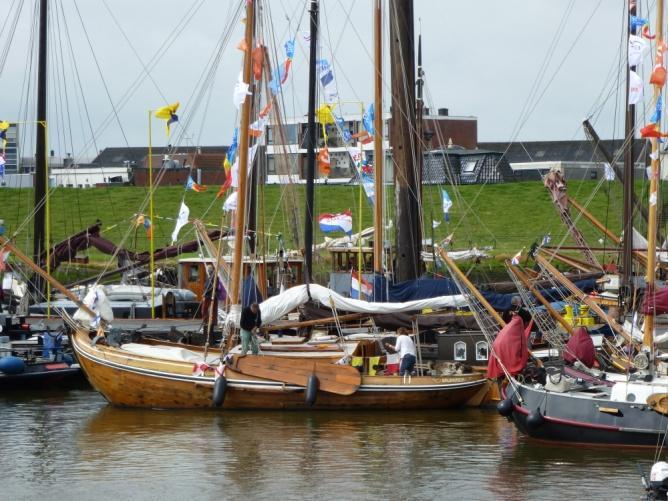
[
  {"x1": 622, "y1": 0, "x2": 638, "y2": 308},
  {"x1": 390, "y1": 0, "x2": 421, "y2": 282},
  {"x1": 228, "y1": 0, "x2": 255, "y2": 305},
  {"x1": 303, "y1": 0, "x2": 318, "y2": 285},
  {"x1": 643, "y1": 0, "x2": 664, "y2": 355},
  {"x1": 33, "y1": 0, "x2": 48, "y2": 295},
  {"x1": 373, "y1": 0, "x2": 384, "y2": 276}
]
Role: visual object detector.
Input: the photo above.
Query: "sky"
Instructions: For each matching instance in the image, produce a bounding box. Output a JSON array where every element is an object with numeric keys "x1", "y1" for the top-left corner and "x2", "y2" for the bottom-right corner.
[{"x1": 0, "y1": 0, "x2": 640, "y2": 162}]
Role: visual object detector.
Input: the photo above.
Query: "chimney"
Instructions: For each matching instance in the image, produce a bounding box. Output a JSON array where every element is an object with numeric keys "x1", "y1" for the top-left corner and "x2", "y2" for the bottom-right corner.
[{"x1": 438, "y1": 108, "x2": 449, "y2": 116}]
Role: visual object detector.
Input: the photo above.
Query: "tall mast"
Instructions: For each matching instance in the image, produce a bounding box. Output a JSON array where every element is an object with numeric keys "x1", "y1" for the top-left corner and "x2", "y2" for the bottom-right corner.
[
  {"x1": 373, "y1": 0, "x2": 384, "y2": 275},
  {"x1": 416, "y1": 26, "x2": 424, "y2": 210},
  {"x1": 390, "y1": 0, "x2": 421, "y2": 283},
  {"x1": 622, "y1": 0, "x2": 637, "y2": 309},
  {"x1": 33, "y1": 0, "x2": 48, "y2": 292},
  {"x1": 228, "y1": 0, "x2": 255, "y2": 305},
  {"x1": 304, "y1": 0, "x2": 318, "y2": 284},
  {"x1": 643, "y1": 0, "x2": 664, "y2": 359}
]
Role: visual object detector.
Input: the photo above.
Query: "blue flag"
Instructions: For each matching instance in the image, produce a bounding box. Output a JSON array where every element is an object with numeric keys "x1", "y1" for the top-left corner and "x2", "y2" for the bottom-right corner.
[
  {"x1": 362, "y1": 103, "x2": 374, "y2": 136},
  {"x1": 651, "y1": 96, "x2": 663, "y2": 124}
]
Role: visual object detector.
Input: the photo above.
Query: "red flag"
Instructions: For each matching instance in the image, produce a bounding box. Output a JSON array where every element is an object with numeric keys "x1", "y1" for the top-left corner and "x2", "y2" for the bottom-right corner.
[{"x1": 352, "y1": 130, "x2": 373, "y2": 144}]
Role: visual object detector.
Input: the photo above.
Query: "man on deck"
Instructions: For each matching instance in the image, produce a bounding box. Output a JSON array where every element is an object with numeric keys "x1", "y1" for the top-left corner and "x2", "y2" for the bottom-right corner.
[
  {"x1": 384, "y1": 327, "x2": 417, "y2": 376},
  {"x1": 240, "y1": 303, "x2": 262, "y2": 355}
]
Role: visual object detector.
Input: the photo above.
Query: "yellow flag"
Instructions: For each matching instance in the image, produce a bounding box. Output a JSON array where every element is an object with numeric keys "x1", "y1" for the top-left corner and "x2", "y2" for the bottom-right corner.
[
  {"x1": 316, "y1": 104, "x2": 336, "y2": 124},
  {"x1": 154, "y1": 102, "x2": 180, "y2": 136},
  {"x1": 0, "y1": 121, "x2": 9, "y2": 150}
]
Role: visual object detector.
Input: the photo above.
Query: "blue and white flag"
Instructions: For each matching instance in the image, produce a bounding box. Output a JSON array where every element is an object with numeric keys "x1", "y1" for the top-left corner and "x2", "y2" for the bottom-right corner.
[
  {"x1": 541, "y1": 233, "x2": 551, "y2": 246},
  {"x1": 361, "y1": 173, "x2": 375, "y2": 206},
  {"x1": 335, "y1": 115, "x2": 352, "y2": 143},
  {"x1": 441, "y1": 188, "x2": 452, "y2": 221},
  {"x1": 318, "y1": 210, "x2": 353, "y2": 235},
  {"x1": 318, "y1": 59, "x2": 338, "y2": 103}
]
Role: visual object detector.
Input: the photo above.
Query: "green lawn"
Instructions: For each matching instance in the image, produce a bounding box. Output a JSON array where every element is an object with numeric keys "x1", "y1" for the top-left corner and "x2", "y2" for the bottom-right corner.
[{"x1": 0, "y1": 179, "x2": 649, "y2": 280}]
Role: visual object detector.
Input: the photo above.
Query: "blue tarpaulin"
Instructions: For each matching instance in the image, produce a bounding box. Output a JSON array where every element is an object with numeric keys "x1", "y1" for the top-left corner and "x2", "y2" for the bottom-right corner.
[{"x1": 376, "y1": 277, "x2": 596, "y2": 312}]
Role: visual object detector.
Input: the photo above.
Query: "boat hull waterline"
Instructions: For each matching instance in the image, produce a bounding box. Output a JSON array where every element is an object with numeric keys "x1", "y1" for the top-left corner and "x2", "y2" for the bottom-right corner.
[
  {"x1": 71, "y1": 330, "x2": 488, "y2": 410},
  {"x1": 503, "y1": 380, "x2": 668, "y2": 447}
]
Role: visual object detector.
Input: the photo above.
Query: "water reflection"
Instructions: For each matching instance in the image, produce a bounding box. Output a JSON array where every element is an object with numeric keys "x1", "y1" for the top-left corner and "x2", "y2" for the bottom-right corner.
[{"x1": 0, "y1": 389, "x2": 651, "y2": 500}]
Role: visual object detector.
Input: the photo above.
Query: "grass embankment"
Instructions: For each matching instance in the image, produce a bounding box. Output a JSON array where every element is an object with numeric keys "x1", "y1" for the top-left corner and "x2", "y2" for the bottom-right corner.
[{"x1": 0, "y1": 180, "x2": 633, "y2": 281}]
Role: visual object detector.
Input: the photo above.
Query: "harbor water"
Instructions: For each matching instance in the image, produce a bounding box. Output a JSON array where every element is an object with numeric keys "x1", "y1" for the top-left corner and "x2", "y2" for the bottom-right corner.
[{"x1": 0, "y1": 385, "x2": 651, "y2": 500}]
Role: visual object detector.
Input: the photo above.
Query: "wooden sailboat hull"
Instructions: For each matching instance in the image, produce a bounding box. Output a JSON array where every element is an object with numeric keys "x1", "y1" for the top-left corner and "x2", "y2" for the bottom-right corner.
[
  {"x1": 71, "y1": 330, "x2": 487, "y2": 410},
  {"x1": 503, "y1": 380, "x2": 668, "y2": 447}
]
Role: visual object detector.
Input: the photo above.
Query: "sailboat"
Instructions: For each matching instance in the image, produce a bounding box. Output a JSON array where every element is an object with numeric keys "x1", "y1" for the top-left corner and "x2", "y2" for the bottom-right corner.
[
  {"x1": 60, "y1": 0, "x2": 489, "y2": 410},
  {"x1": 485, "y1": 2, "x2": 668, "y2": 446}
]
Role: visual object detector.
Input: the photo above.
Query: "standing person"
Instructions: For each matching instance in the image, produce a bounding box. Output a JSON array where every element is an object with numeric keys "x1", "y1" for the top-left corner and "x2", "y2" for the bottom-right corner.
[
  {"x1": 240, "y1": 302, "x2": 262, "y2": 355},
  {"x1": 202, "y1": 264, "x2": 218, "y2": 337},
  {"x1": 384, "y1": 327, "x2": 416, "y2": 376}
]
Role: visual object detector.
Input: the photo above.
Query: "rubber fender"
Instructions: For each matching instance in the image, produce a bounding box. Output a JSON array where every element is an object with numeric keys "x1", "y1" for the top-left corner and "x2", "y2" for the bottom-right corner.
[
  {"x1": 305, "y1": 374, "x2": 319, "y2": 407},
  {"x1": 497, "y1": 398, "x2": 514, "y2": 417},
  {"x1": 212, "y1": 376, "x2": 227, "y2": 408},
  {"x1": 526, "y1": 409, "x2": 545, "y2": 431},
  {"x1": 0, "y1": 356, "x2": 26, "y2": 375}
]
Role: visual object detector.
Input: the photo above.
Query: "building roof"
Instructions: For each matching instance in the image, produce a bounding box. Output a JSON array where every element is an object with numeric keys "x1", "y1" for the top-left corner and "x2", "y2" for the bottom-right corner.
[
  {"x1": 92, "y1": 146, "x2": 228, "y2": 166},
  {"x1": 478, "y1": 139, "x2": 645, "y2": 164}
]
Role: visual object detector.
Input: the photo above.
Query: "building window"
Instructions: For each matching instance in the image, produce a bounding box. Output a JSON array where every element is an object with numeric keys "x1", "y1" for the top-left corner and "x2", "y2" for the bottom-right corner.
[
  {"x1": 476, "y1": 341, "x2": 489, "y2": 361},
  {"x1": 267, "y1": 156, "x2": 276, "y2": 175},
  {"x1": 454, "y1": 341, "x2": 466, "y2": 361},
  {"x1": 266, "y1": 126, "x2": 274, "y2": 145},
  {"x1": 462, "y1": 160, "x2": 477, "y2": 174},
  {"x1": 284, "y1": 124, "x2": 298, "y2": 144}
]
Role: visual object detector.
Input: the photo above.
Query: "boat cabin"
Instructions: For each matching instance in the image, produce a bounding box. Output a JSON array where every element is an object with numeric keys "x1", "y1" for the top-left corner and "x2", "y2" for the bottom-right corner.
[
  {"x1": 328, "y1": 247, "x2": 392, "y2": 297},
  {"x1": 436, "y1": 330, "x2": 489, "y2": 366},
  {"x1": 178, "y1": 256, "x2": 304, "y2": 301}
]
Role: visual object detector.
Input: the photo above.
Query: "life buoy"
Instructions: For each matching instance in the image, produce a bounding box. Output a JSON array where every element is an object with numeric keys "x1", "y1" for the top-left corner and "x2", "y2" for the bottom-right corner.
[
  {"x1": 212, "y1": 376, "x2": 227, "y2": 408},
  {"x1": 305, "y1": 374, "x2": 319, "y2": 407},
  {"x1": 497, "y1": 398, "x2": 513, "y2": 418},
  {"x1": 526, "y1": 409, "x2": 545, "y2": 430}
]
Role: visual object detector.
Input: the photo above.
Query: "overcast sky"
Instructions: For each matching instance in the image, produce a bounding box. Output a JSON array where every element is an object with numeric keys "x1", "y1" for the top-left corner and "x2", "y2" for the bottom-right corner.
[{"x1": 0, "y1": 0, "x2": 639, "y2": 161}]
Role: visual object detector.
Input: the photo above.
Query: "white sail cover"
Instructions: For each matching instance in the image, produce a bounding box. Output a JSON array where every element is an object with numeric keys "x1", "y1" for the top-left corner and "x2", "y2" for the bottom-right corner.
[
  {"x1": 228, "y1": 284, "x2": 467, "y2": 325},
  {"x1": 73, "y1": 285, "x2": 114, "y2": 328}
]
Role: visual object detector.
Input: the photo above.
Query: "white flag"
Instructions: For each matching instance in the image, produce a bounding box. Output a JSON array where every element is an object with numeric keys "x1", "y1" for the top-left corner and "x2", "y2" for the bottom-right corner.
[
  {"x1": 629, "y1": 70, "x2": 643, "y2": 105},
  {"x1": 223, "y1": 191, "x2": 238, "y2": 212},
  {"x1": 629, "y1": 35, "x2": 649, "y2": 67},
  {"x1": 604, "y1": 163, "x2": 615, "y2": 181},
  {"x1": 233, "y1": 72, "x2": 251, "y2": 109},
  {"x1": 231, "y1": 144, "x2": 259, "y2": 188},
  {"x1": 171, "y1": 202, "x2": 190, "y2": 244}
]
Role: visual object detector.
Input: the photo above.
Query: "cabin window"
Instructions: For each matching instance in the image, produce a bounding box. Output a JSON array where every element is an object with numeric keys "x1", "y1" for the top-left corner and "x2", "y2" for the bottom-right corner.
[
  {"x1": 454, "y1": 341, "x2": 466, "y2": 361},
  {"x1": 188, "y1": 264, "x2": 200, "y2": 282},
  {"x1": 476, "y1": 341, "x2": 489, "y2": 361}
]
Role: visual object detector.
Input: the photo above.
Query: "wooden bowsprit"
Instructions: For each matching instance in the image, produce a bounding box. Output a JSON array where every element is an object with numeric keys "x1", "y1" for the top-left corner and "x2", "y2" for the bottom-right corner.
[{"x1": 230, "y1": 355, "x2": 361, "y2": 396}]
